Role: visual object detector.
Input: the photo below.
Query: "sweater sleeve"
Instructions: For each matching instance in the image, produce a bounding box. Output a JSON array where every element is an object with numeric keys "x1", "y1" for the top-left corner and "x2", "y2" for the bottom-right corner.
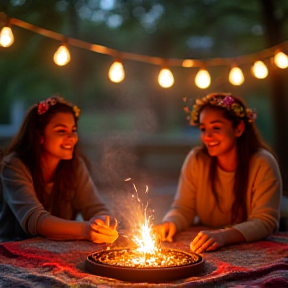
[
  {"x1": 1, "y1": 156, "x2": 49, "y2": 236},
  {"x1": 232, "y1": 150, "x2": 282, "y2": 242},
  {"x1": 73, "y1": 158, "x2": 109, "y2": 220},
  {"x1": 162, "y1": 149, "x2": 198, "y2": 231}
]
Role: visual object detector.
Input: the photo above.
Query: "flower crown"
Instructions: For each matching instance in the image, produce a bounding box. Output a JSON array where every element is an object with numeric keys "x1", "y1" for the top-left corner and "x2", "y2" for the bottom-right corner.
[
  {"x1": 37, "y1": 95, "x2": 80, "y2": 118},
  {"x1": 184, "y1": 93, "x2": 257, "y2": 125}
]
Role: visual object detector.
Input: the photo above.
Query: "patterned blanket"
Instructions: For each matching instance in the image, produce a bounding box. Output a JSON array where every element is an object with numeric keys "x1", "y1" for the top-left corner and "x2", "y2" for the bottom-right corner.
[{"x1": 1, "y1": 227, "x2": 288, "y2": 287}]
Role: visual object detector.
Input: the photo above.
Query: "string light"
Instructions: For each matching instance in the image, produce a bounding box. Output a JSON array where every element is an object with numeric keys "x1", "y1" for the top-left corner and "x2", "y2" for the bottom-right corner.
[
  {"x1": 1, "y1": 14, "x2": 288, "y2": 88},
  {"x1": 0, "y1": 26, "x2": 14, "y2": 47},
  {"x1": 195, "y1": 69, "x2": 211, "y2": 89},
  {"x1": 158, "y1": 68, "x2": 174, "y2": 88},
  {"x1": 53, "y1": 44, "x2": 71, "y2": 66},
  {"x1": 274, "y1": 51, "x2": 288, "y2": 69},
  {"x1": 229, "y1": 67, "x2": 244, "y2": 86},
  {"x1": 252, "y1": 60, "x2": 268, "y2": 79},
  {"x1": 108, "y1": 60, "x2": 125, "y2": 83}
]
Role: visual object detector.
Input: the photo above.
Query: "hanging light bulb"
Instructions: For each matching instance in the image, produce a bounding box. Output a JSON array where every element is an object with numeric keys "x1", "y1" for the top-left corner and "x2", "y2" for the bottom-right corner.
[
  {"x1": 0, "y1": 26, "x2": 14, "y2": 47},
  {"x1": 274, "y1": 52, "x2": 288, "y2": 69},
  {"x1": 195, "y1": 69, "x2": 211, "y2": 89},
  {"x1": 108, "y1": 60, "x2": 125, "y2": 83},
  {"x1": 229, "y1": 67, "x2": 244, "y2": 86},
  {"x1": 53, "y1": 44, "x2": 71, "y2": 66},
  {"x1": 252, "y1": 61, "x2": 268, "y2": 79},
  {"x1": 158, "y1": 68, "x2": 174, "y2": 88}
]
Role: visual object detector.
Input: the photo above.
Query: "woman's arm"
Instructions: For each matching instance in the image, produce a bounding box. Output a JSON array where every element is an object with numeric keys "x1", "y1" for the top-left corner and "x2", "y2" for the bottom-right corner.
[
  {"x1": 1, "y1": 156, "x2": 50, "y2": 237},
  {"x1": 190, "y1": 227, "x2": 245, "y2": 253},
  {"x1": 37, "y1": 214, "x2": 118, "y2": 243},
  {"x1": 232, "y1": 150, "x2": 282, "y2": 242},
  {"x1": 190, "y1": 150, "x2": 282, "y2": 253},
  {"x1": 162, "y1": 149, "x2": 199, "y2": 231},
  {"x1": 1, "y1": 156, "x2": 118, "y2": 243},
  {"x1": 73, "y1": 158, "x2": 110, "y2": 220}
]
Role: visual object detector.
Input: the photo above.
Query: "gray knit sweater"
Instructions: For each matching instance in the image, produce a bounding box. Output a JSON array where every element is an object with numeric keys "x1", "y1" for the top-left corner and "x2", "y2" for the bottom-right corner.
[{"x1": 0, "y1": 154, "x2": 109, "y2": 242}]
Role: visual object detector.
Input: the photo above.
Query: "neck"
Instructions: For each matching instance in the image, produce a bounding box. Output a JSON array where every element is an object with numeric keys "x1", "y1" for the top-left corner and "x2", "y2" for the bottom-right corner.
[
  {"x1": 41, "y1": 156, "x2": 60, "y2": 183},
  {"x1": 217, "y1": 149, "x2": 237, "y2": 172}
]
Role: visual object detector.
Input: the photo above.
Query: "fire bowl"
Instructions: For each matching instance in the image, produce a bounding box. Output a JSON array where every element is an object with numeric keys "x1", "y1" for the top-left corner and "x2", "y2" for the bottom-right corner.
[{"x1": 85, "y1": 248, "x2": 205, "y2": 283}]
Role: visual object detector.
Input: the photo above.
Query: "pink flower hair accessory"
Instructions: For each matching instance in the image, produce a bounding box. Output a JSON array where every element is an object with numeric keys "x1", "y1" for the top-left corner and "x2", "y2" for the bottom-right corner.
[
  {"x1": 37, "y1": 97, "x2": 57, "y2": 115},
  {"x1": 37, "y1": 95, "x2": 80, "y2": 118}
]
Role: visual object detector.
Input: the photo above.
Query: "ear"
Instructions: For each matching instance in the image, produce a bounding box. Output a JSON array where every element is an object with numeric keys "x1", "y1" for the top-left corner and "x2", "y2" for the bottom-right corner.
[
  {"x1": 235, "y1": 120, "x2": 245, "y2": 137},
  {"x1": 39, "y1": 135, "x2": 44, "y2": 144}
]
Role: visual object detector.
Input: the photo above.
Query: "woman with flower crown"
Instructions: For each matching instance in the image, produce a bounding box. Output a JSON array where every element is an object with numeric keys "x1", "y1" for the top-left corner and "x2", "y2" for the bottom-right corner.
[
  {"x1": 0, "y1": 95, "x2": 118, "y2": 243},
  {"x1": 154, "y1": 93, "x2": 282, "y2": 253}
]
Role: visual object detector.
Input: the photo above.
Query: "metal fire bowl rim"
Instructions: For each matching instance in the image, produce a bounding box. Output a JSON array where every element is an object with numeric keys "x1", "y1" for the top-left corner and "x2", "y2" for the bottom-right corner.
[
  {"x1": 85, "y1": 247, "x2": 205, "y2": 283},
  {"x1": 88, "y1": 247, "x2": 202, "y2": 269}
]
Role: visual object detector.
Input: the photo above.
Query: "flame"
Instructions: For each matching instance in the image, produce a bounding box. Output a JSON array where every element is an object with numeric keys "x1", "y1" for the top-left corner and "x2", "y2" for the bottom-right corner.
[
  {"x1": 133, "y1": 212, "x2": 159, "y2": 255},
  {"x1": 125, "y1": 179, "x2": 160, "y2": 262}
]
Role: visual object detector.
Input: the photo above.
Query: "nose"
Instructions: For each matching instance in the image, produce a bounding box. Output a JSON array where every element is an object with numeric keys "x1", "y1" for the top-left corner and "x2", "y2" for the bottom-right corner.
[
  {"x1": 67, "y1": 132, "x2": 78, "y2": 143},
  {"x1": 203, "y1": 129, "x2": 213, "y2": 140}
]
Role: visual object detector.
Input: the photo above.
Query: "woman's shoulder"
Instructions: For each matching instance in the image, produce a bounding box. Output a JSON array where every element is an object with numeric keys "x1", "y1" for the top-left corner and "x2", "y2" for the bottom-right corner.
[
  {"x1": 184, "y1": 146, "x2": 210, "y2": 166},
  {"x1": 2, "y1": 153, "x2": 22, "y2": 166},
  {"x1": 250, "y1": 148, "x2": 280, "y2": 171},
  {"x1": 1, "y1": 153, "x2": 29, "y2": 174},
  {"x1": 74, "y1": 155, "x2": 91, "y2": 176},
  {"x1": 186, "y1": 146, "x2": 209, "y2": 159},
  {"x1": 251, "y1": 148, "x2": 278, "y2": 164}
]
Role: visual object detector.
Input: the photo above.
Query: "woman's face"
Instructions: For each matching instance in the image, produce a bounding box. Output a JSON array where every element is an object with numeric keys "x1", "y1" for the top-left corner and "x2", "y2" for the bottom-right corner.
[
  {"x1": 40, "y1": 112, "x2": 78, "y2": 162},
  {"x1": 199, "y1": 106, "x2": 239, "y2": 159}
]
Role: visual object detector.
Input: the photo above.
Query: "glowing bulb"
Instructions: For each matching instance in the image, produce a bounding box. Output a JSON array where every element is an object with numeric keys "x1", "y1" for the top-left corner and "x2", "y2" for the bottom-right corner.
[
  {"x1": 252, "y1": 61, "x2": 268, "y2": 79},
  {"x1": 0, "y1": 27, "x2": 14, "y2": 47},
  {"x1": 229, "y1": 67, "x2": 244, "y2": 86},
  {"x1": 195, "y1": 69, "x2": 211, "y2": 89},
  {"x1": 274, "y1": 52, "x2": 288, "y2": 69},
  {"x1": 53, "y1": 45, "x2": 70, "y2": 66},
  {"x1": 158, "y1": 68, "x2": 174, "y2": 88},
  {"x1": 108, "y1": 61, "x2": 125, "y2": 83}
]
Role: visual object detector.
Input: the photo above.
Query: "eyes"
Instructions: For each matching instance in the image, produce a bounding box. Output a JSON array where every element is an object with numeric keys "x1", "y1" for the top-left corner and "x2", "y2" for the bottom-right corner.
[
  {"x1": 55, "y1": 127, "x2": 77, "y2": 135},
  {"x1": 200, "y1": 126, "x2": 221, "y2": 132}
]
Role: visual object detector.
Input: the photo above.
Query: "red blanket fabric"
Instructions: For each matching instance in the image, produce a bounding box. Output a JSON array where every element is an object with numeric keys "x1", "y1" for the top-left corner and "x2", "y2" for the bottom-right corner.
[{"x1": 1, "y1": 227, "x2": 288, "y2": 287}]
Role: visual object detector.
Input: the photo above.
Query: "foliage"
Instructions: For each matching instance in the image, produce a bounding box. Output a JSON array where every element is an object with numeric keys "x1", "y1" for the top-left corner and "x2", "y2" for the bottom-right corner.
[{"x1": 0, "y1": 0, "x2": 288, "y2": 147}]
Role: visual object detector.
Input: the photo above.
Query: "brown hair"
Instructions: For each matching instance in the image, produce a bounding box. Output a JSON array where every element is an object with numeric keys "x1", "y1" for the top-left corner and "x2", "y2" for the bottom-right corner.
[
  {"x1": 2, "y1": 96, "x2": 81, "y2": 216},
  {"x1": 197, "y1": 93, "x2": 273, "y2": 223}
]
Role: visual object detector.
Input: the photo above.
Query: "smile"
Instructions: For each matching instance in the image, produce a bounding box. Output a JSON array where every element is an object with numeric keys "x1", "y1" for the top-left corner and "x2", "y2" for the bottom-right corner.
[
  {"x1": 207, "y1": 142, "x2": 219, "y2": 147},
  {"x1": 61, "y1": 145, "x2": 73, "y2": 150}
]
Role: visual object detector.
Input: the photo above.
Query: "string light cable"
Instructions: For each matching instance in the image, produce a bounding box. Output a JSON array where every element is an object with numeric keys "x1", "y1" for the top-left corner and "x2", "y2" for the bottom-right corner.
[{"x1": 1, "y1": 13, "x2": 288, "y2": 88}]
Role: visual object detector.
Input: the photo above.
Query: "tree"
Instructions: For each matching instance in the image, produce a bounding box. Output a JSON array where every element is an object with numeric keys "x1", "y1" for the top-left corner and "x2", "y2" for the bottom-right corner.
[
  {"x1": 258, "y1": 0, "x2": 288, "y2": 190},
  {"x1": 1, "y1": 0, "x2": 288, "y2": 187}
]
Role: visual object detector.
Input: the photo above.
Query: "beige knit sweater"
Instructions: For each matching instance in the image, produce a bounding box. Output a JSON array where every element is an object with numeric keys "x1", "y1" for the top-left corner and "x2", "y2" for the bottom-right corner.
[{"x1": 163, "y1": 148, "x2": 282, "y2": 242}]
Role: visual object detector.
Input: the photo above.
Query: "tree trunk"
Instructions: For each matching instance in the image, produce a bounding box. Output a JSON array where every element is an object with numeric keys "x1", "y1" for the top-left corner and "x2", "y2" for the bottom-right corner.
[{"x1": 259, "y1": 0, "x2": 288, "y2": 192}]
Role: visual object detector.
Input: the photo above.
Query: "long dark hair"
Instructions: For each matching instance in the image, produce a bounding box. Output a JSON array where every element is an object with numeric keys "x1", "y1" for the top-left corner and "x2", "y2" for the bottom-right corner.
[
  {"x1": 2, "y1": 96, "x2": 81, "y2": 216},
  {"x1": 197, "y1": 93, "x2": 274, "y2": 223}
]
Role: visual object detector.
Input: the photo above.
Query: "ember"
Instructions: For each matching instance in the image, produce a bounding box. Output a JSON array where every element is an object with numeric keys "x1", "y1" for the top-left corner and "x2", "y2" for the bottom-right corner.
[{"x1": 90, "y1": 248, "x2": 200, "y2": 268}]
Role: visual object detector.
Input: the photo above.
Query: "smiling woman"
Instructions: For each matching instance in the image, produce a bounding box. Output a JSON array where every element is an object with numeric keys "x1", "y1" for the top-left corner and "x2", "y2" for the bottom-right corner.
[
  {"x1": 0, "y1": 95, "x2": 118, "y2": 244},
  {"x1": 154, "y1": 93, "x2": 282, "y2": 254}
]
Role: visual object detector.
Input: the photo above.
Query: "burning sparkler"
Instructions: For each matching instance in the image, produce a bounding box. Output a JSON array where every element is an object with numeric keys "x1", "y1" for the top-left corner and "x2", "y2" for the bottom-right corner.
[{"x1": 124, "y1": 178, "x2": 160, "y2": 259}]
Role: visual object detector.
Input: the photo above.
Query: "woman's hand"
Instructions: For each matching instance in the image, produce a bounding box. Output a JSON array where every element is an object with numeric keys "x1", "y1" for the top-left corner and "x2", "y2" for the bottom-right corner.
[
  {"x1": 190, "y1": 230, "x2": 225, "y2": 253},
  {"x1": 153, "y1": 221, "x2": 177, "y2": 242},
  {"x1": 88, "y1": 215, "x2": 119, "y2": 244}
]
